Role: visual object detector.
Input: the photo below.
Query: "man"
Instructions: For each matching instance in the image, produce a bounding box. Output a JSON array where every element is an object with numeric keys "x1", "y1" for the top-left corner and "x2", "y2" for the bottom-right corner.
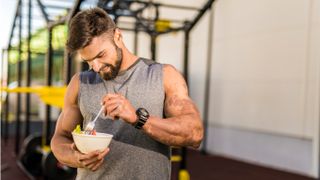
[{"x1": 51, "y1": 7, "x2": 203, "y2": 180}]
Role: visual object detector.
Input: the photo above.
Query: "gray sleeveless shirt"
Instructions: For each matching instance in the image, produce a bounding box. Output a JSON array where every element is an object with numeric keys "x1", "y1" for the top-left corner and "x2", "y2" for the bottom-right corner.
[{"x1": 77, "y1": 58, "x2": 171, "y2": 180}]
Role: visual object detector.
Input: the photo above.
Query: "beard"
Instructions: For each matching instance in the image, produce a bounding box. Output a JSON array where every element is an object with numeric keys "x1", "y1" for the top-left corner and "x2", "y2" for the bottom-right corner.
[{"x1": 98, "y1": 44, "x2": 123, "y2": 81}]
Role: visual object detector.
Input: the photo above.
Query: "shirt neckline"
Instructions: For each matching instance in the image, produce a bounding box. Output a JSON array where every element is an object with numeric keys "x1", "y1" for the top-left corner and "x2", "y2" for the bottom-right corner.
[{"x1": 117, "y1": 57, "x2": 141, "y2": 76}]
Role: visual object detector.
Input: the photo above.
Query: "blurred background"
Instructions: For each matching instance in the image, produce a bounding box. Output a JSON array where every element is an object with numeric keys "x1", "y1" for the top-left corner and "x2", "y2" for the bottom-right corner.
[{"x1": 1, "y1": 0, "x2": 319, "y2": 180}]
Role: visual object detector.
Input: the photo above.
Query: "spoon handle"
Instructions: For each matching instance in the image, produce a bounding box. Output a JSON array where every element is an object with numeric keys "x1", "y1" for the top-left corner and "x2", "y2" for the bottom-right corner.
[{"x1": 92, "y1": 105, "x2": 105, "y2": 123}]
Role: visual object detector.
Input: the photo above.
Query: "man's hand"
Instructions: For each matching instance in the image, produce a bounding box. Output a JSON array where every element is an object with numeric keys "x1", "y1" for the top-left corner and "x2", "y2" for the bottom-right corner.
[
  {"x1": 102, "y1": 93, "x2": 137, "y2": 124},
  {"x1": 71, "y1": 143, "x2": 109, "y2": 171}
]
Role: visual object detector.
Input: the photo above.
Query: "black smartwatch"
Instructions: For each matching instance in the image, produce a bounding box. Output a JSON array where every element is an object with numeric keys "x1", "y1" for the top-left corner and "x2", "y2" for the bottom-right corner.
[{"x1": 134, "y1": 108, "x2": 149, "y2": 129}]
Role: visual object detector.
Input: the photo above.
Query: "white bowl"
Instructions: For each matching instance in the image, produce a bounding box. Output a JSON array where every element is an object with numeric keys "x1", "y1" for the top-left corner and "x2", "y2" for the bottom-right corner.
[{"x1": 72, "y1": 132, "x2": 113, "y2": 154}]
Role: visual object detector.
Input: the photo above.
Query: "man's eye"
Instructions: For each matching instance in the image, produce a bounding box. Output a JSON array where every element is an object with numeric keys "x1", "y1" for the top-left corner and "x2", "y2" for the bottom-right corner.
[{"x1": 97, "y1": 54, "x2": 105, "y2": 59}]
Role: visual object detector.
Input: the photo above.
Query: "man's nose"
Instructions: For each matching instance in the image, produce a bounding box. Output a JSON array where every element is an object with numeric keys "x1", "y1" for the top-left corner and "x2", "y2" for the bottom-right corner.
[{"x1": 91, "y1": 60, "x2": 102, "y2": 72}]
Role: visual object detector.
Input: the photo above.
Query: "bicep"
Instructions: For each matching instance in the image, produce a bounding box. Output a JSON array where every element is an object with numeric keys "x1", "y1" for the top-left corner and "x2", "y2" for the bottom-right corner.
[
  {"x1": 55, "y1": 106, "x2": 82, "y2": 138},
  {"x1": 163, "y1": 65, "x2": 199, "y2": 117},
  {"x1": 53, "y1": 74, "x2": 83, "y2": 138}
]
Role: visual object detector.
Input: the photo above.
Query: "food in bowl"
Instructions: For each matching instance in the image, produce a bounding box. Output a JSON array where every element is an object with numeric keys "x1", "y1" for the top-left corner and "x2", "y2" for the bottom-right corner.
[{"x1": 72, "y1": 125, "x2": 113, "y2": 154}]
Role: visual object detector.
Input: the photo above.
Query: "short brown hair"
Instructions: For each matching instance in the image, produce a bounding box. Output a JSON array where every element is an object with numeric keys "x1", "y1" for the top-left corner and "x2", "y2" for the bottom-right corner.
[{"x1": 66, "y1": 7, "x2": 116, "y2": 54}]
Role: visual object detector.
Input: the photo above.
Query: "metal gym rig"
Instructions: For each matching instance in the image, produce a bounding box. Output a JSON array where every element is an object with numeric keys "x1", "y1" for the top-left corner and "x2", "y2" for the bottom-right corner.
[{"x1": 1, "y1": 0, "x2": 215, "y2": 179}]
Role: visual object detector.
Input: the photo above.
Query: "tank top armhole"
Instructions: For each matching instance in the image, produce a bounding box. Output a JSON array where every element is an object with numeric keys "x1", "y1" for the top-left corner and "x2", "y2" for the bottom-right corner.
[
  {"x1": 159, "y1": 64, "x2": 167, "y2": 118},
  {"x1": 77, "y1": 72, "x2": 83, "y2": 105}
]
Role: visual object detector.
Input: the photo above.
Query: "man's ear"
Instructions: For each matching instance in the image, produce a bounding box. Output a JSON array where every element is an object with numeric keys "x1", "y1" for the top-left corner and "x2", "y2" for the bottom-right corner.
[{"x1": 113, "y1": 28, "x2": 122, "y2": 46}]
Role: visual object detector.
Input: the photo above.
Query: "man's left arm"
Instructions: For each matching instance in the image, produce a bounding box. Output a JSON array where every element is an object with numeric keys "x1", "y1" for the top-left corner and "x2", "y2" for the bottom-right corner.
[
  {"x1": 103, "y1": 64, "x2": 204, "y2": 148},
  {"x1": 142, "y1": 64, "x2": 203, "y2": 148}
]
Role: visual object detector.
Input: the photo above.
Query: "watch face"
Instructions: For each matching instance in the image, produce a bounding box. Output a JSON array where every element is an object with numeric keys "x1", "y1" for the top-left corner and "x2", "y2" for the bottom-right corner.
[
  {"x1": 140, "y1": 108, "x2": 148, "y2": 116},
  {"x1": 137, "y1": 108, "x2": 149, "y2": 118}
]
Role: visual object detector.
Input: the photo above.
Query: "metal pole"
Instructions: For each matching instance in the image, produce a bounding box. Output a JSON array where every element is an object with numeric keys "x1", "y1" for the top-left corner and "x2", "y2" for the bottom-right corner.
[
  {"x1": 15, "y1": 0, "x2": 23, "y2": 154},
  {"x1": 5, "y1": 0, "x2": 21, "y2": 144},
  {"x1": 25, "y1": 0, "x2": 32, "y2": 138},
  {"x1": 180, "y1": 29, "x2": 190, "y2": 172},
  {"x1": 201, "y1": 8, "x2": 214, "y2": 154},
  {"x1": 8, "y1": 0, "x2": 21, "y2": 52},
  {"x1": 156, "y1": 3, "x2": 200, "y2": 11},
  {"x1": 150, "y1": 33, "x2": 157, "y2": 60},
  {"x1": 4, "y1": 50, "x2": 10, "y2": 144},
  {"x1": 186, "y1": 0, "x2": 215, "y2": 31},
  {"x1": 67, "y1": 0, "x2": 82, "y2": 21},
  {"x1": 1, "y1": 49, "x2": 5, "y2": 138},
  {"x1": 64, "y1": 52, "x2": 73, "y2": 84},
  {"x1": 183, "y1": 31, "x2": 190, "y2": 84},
  {"x1": 43, "y1": 27, "x2": 53, "y2": 146},
  {"x1": 64, "y1": 0, "x2": 82, "y2": 84},
  {"x1": 134, "y1": 23, "x2": 139, "y2": 55},
  {"x1": 36, "y1": 0, "x2": 50, "y2": 24}
]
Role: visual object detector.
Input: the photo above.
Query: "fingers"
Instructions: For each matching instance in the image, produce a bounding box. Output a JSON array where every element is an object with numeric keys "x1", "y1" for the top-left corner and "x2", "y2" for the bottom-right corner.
[
  {"x1": 105, "y1": 101, "x2": 119, "y2": 116},
  {"x1": 75, "y1": 150, "x2": 85, "y2": 168},
  {"x1": 79, "y1": 150, "x2": 100, "y2": 162},
  {"x1": 81, "y1": 156, "x2": 100, "y2": 167},
  {"x1": 102, "y1": 93, "x2": 135, "y2": 123},
  {"x1": 91, "y1": 159, "x2": 104, "y2": 171},
  {"x1": 72, "y1": 143, "x2": 86, "y2": 168},
  {"x1": 103, "y1": 95, "x2": 124, "y2": 119},
  {"x1": 80, "y1": 148, "x2": 110, "y2": 171},
  {"x1": 85, "y1": 159, "x2": 101, "y2": 170},
  {"x1": 109, "y1": 106, "x2": 121, "y2": 119},
  {"x1": 102, "y1": 93, "x2": 121, "y2": 105},
  {"x1": 104, "y1": 95, "x2": 123, "y2": 106},
  {"x1": 79, "y1": 151, "x2": 99, "y2": 167},
  {"x1": 98, "y1": 148, "x2": 110, "y2": 160},
  {"x1": 86, "y1": 148, "x2": 110, "y2": 171}
]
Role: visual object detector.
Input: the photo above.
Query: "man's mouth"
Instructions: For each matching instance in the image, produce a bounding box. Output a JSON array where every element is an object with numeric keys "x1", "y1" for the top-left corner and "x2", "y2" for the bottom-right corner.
[{"x1": 100, "y1": 65, "x2": 110, "y2": 72}]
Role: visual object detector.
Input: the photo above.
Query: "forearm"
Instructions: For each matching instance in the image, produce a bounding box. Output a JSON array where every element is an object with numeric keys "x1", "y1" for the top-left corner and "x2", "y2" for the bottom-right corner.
[
  {"x1": 143, "y1": 113, "x2": 203, "y2": 148},
  {"x1": 51, "y1": 135, "x2": 81, "y2": 168}
]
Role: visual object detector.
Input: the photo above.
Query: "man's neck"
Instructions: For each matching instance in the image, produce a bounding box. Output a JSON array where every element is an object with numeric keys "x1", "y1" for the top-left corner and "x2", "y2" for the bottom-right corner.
[{"x1": 120, "y1": 49, "x2": 139, "y2": 71}]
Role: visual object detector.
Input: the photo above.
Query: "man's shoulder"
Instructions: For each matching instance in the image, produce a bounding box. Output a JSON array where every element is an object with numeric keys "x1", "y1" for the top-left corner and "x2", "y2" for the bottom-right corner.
[
  {"x1": 162, "y1": 64, "x2": 180, "y2": 76},
  {"x1": 162, "y1": 64, "x2": 186, "y2": 91}
]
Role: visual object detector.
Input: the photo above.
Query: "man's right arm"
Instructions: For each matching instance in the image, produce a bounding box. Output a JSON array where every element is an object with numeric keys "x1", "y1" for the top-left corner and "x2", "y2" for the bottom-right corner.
[
  {"x1": 51, "y1": 73, "x2": 84, "y2": 167},
  {"x1": 51, "y1": 74, "x2": 110, "y2": 171}
]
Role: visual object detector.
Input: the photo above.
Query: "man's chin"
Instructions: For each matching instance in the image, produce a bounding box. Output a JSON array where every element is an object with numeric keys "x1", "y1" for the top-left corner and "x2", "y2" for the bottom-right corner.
[{"x1": 99, "y1": 72, "x2": 115, "y2": 80}]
